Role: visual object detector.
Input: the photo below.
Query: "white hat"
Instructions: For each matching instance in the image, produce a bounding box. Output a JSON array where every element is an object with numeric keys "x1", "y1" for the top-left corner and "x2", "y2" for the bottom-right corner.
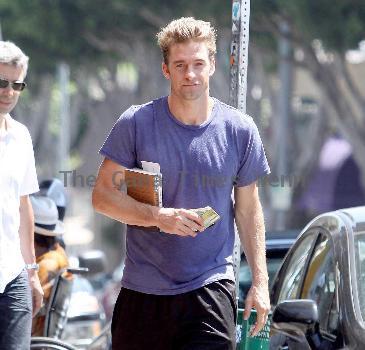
[{"x1": 30, "y1": 195, "x2": 65, "y2": 236}]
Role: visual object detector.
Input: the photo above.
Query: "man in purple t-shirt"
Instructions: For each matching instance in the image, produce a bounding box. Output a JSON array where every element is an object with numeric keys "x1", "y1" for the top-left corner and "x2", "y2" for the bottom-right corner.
[{"x1": 93, "y1": 17, "x2": 270, "y2": 350}]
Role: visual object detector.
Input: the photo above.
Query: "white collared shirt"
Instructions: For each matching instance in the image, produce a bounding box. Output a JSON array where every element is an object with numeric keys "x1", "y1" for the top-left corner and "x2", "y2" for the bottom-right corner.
[{"x1": 0, "y1": 114, "x2": 39, "y2": 293}]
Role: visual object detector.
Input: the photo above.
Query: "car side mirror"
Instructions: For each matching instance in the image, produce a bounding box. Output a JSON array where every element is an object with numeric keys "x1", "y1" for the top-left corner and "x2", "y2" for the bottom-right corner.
[
  {"x1": 272, "y1": 299, "x2": 319, "y2": 342},
  {"x1": 78, "y1": 250, "x2": 107, "y2": 275}
]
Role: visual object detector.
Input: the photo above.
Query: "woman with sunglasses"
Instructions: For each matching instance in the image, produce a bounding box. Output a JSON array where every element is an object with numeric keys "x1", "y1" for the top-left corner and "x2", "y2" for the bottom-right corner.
[{"x1": 0, "y1": 41, "x2": 43, "y2": 350}]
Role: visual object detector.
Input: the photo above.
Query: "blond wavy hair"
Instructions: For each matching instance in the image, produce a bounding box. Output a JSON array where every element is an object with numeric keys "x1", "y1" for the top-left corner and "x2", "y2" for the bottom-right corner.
[{"x1": 156, "y1": 17, "x2": 217, "y2": 64}]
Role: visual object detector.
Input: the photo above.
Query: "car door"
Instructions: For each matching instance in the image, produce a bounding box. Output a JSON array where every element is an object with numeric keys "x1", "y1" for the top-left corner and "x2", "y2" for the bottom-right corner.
[
  {"x1": 271, "y1": 230, "x2": 318, "y2": 305},
  {"x1": 270, "y1": 230, "x2": 319, "y2": 350},
  {"x1": 299, "y1": 232, "x2": 342, "y2": 348}
]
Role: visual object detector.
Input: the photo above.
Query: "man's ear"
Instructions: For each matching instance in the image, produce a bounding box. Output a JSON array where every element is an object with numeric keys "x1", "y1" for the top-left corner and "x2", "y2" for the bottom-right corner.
[
  {"x1": 162, "y1": 62, "x2": 170, "y2": 80},
  {"x1": 209, "y1": 57, "x2": 216, "y2": 76}
]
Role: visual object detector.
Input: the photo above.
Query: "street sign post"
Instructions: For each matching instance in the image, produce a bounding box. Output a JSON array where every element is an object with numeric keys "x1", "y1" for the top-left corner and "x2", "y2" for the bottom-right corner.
[
  {"x1": 230, "y1": 0, "x2": 250, "y2": 112},
  {"x1": 230, "y1": 0, "x2": 251, "y2": 296}
]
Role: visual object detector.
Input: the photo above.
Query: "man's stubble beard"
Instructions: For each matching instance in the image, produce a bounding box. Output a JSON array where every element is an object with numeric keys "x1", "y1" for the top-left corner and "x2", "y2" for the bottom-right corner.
[{"x1": 174, "y1": 84, "x2": 209, "y2": 102}]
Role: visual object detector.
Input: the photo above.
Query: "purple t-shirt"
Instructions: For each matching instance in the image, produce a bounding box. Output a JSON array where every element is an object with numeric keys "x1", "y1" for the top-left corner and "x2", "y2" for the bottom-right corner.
[{"x1": 100, "y1": 96, "x2": 270, "y2": 295}]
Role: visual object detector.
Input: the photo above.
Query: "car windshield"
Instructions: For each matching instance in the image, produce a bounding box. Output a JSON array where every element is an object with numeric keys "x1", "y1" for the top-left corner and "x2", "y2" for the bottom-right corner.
[{"x1": 354, "y1": 232, "x2": 365, "y2": 321}]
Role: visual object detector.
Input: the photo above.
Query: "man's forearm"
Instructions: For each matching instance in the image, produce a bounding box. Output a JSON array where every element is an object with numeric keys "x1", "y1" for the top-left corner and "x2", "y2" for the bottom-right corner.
[
  {"x1": 19, "y1": 196, "x2": 36, "y2": 265},
  {"x1": 92, "y1": 185, "x2": 159, "y2": 227},
  {"x1": 92, "y1": 160, "x2": 204, "y2": 236},
  {"x1": 235, "y1": 199, "x2": 268, "y2": 285}
]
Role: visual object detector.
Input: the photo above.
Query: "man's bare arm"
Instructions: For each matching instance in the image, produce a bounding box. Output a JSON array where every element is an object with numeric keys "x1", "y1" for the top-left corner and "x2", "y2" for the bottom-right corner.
[
  {"x1": 19, "y1": 195, "x2": 43, "y2": 316},
  {"x1": 92, "y1": 158, "x2": 204, "y2": 236},
  {"x1": 234, "y1": 182, "x2": 270, "y2": 336}
]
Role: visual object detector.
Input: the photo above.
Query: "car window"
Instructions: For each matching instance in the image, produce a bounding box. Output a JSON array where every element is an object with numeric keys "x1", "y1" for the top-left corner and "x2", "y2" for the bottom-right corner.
[
  {"x1": 301, "y1": 233, "x2": 338, "y2": 336},
  {"x1": 277, "y1": 233, "x2": 316, "y2": 303}
]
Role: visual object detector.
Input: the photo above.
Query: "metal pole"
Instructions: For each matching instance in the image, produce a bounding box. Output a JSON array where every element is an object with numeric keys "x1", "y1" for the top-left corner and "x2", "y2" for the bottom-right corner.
[
  {"x1": 230, "y1": 0, "x2": 250, "y2": 112},
  {"x1": 274, "y1": 20, "x2": 293, "y2": 229},
  {"x1": 58, "y1": 62, "x2": 70, "y2": 173},
  {"x1": 230, "y1": 0, "x2": 251, "y2": 297}
]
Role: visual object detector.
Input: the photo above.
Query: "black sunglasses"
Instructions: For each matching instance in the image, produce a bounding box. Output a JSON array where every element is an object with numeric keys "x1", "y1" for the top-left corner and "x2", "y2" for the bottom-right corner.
[{"x1": 0, "y1": 77, "x2": 26, "y2": 91}]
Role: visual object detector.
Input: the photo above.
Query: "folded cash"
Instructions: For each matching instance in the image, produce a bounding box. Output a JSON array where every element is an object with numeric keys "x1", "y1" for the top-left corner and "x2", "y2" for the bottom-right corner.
[{"x1": 192, "y1": 206, "x2": 220, "y2": 229}]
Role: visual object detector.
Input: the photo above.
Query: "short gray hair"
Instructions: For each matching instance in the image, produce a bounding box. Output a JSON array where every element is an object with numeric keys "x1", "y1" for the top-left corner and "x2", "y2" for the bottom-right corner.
[{"x1": 0, "y1": 41, "x2": 29, "y2": 77}]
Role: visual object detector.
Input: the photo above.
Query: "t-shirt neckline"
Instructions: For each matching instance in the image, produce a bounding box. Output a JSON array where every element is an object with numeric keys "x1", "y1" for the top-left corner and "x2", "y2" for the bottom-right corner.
[{"x1": 163, "y1": 96, "x2": 217, "y2": 130}]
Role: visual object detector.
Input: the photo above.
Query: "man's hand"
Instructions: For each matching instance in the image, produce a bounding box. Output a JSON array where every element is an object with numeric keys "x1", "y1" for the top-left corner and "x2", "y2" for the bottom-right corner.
[
  {"x1": 155, "y1": 208, "x2": 205, "y2": 237},
  {"x1": 243, "y1": 282, "x2": 270, "y2": 337},
  {"x1": 28, "y1": 270, "x2": 44, "y2": 317}
]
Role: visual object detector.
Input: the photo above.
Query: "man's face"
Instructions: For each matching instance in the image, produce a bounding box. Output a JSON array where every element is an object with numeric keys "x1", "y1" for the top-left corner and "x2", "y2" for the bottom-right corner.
[
  {"x1": 162, "y1": 40, "x2": 215, "y2": 101},
  {"x1": 0, "y1": 63, "x2": 26, "y2": 116}
]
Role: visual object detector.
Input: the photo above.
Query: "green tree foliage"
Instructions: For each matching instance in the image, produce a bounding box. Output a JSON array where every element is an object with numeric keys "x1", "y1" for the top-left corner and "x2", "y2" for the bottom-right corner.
[
  {"x1": 0, "y1": 0, "x2": 230, "y2": 73},
  {"x1": 252, "y1": 0, "x2": 365, "y2": 52},
  {"x1": 1, "y1": 1, "x2": 364, "y2": 71}
]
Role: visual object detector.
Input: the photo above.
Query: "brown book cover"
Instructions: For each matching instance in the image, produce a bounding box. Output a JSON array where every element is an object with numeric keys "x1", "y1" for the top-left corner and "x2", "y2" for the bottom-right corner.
[{"x1": 125, "y1": 168, "x2": 162, "y2": 230}]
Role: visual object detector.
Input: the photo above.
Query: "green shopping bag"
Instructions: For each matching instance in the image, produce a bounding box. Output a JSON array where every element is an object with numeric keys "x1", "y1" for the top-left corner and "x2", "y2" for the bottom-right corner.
[{"x1": 236, "y1": 309, "x2": 271, "y2": 350}]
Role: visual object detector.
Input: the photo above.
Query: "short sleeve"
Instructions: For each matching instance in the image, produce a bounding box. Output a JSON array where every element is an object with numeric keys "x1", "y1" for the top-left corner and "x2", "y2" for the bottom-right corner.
[
  {"x1": 235, "y1": 118, "x2": 270, "y2": 187},
  {"x1": 99, "y1": 106, "x2": 137, "y2": 168},
  {"x1": 20, "y1": 129, "x2": 39, "y2": 196}
]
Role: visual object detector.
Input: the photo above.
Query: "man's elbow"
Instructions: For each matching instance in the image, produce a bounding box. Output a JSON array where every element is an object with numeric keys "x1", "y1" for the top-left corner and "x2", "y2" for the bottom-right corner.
[
  {"x1": 234, "y1": 201, "x2": 262, "y2": 223},
  {"x1": 91, "y1": 186, "x2": 104, "y2": 213}
]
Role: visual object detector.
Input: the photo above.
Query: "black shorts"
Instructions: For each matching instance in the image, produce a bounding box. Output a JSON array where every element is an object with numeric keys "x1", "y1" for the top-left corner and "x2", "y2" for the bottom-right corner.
[{"x1": 111, "y1": 279, "x2": 237, "y2": 350}]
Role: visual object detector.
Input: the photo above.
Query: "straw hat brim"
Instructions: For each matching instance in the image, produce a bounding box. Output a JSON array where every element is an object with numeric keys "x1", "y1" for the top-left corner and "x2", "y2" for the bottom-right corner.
[{"x1": 34, "y1": 220, "x2": 65, "y2": 236}]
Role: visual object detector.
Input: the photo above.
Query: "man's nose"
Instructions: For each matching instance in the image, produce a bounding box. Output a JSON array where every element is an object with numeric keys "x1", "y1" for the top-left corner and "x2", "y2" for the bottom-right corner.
[{"x1": 184, "y1": 66, "x2": 195, "y2": 80}]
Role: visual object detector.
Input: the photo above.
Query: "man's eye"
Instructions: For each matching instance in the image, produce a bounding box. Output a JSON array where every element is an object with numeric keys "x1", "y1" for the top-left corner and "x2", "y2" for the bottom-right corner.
[{"x1": 176, "y1": 64, "x2": 183, "y2": 68}]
